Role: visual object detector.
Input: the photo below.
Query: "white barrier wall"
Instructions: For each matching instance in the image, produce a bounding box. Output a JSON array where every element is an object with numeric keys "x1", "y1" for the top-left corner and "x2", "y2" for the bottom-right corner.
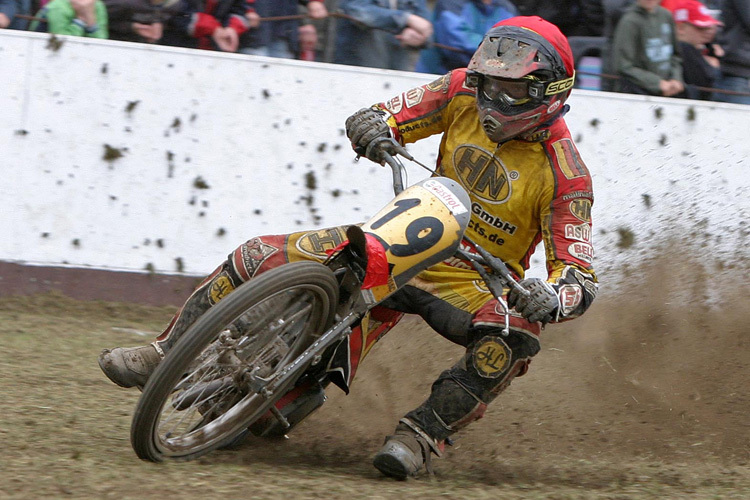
[{"x1": 2, "y1": 31, "x2": 749, "y2": 294}]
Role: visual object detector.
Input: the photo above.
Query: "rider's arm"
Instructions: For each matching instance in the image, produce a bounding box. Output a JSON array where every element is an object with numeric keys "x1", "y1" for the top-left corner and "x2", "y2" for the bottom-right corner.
[
  {"x1": 539, "y1": 131, "x2": 598, "y2": 322},
  {"x1": 374, "y1": 69, "x2": 473, "y2": 145}
]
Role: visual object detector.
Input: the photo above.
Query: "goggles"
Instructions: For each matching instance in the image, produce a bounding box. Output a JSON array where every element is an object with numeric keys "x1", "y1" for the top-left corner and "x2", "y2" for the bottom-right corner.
[
  {"x1": 467, "y1": 71, "x2": 576, "y2": 106},
  {"x1": 480, "y1": 75, "x2": 540, "y2": 106}
]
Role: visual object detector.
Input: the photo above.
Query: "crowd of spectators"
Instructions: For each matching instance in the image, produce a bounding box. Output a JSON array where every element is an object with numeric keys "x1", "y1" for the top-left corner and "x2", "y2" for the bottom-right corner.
[
  {"x1": 609, "y1": 0, "x2": 748, "y2": 103},
  {"x1": 1, "y1": 0, "x2": 748, "y2": 103}
]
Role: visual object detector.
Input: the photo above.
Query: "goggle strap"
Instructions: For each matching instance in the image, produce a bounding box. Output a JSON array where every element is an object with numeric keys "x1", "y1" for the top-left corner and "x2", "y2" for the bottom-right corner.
[
  {"x1": 544, "y1": 72, "x2": 575, "y2": 96},
  {"x1": 465, "y1": 71, "x2": 481, "y2": 88},
  {"x1": 528, "y1": 80, "x2": 544, "y2": 100}
]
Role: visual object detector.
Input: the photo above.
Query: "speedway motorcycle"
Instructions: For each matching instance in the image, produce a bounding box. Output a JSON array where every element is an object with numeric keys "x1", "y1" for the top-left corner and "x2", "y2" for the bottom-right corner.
[{"x1": 130, "y1": 140, "x2": 531, "y2": 462}]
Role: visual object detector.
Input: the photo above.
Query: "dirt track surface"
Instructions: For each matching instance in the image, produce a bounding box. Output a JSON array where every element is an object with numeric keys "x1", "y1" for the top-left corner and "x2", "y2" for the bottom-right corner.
[{"x1": 2, "y1": 284, "x2": 750, "y2": 499}]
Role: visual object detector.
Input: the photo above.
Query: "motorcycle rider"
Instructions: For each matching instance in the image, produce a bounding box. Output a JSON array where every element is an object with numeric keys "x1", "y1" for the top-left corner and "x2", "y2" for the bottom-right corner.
[{"x1": 99, "y1": 15, "x2": 597, "y2": 479}]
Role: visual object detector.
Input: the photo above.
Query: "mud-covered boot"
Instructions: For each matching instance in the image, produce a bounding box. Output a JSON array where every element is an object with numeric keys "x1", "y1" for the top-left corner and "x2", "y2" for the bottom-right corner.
[
  {"x1": 373, "y1": 418, "x2": 443, "y2": 480},
  {"x1": 98, "y1": 343, "x2": 165, "y2": 389}
]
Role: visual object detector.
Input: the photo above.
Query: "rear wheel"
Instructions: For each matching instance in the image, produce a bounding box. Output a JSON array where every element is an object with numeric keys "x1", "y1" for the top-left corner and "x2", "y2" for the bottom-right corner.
[{"x1": 130, "y1": 261, "x2": 339, "y2": 461}]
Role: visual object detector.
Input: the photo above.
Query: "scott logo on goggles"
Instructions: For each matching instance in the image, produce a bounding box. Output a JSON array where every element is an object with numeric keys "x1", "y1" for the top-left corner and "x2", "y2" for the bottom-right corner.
[{"x1": 545, "y1": 74, "x2": 575, "y2": 95}]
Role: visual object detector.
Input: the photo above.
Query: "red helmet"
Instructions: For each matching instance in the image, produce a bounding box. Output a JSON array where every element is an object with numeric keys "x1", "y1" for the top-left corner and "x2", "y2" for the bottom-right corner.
[{"x1": 466, "y1": 16, "x2": 575, "y2": 143}]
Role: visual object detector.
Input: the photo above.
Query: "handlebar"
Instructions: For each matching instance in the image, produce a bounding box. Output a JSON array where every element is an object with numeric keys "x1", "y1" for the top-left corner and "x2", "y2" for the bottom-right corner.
[{"x1": 368, "y1": 137, "x2": 411, "y2": 196}]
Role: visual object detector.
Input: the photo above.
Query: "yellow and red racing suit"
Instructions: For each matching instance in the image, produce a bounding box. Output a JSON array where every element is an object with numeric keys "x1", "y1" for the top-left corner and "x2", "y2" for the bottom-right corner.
[
  {"x1": 376, "y1": 68, "x2": 598, "y2": 322},
  {"x1": 152, "y1": 69, "x2": 599, "y2": 442}
]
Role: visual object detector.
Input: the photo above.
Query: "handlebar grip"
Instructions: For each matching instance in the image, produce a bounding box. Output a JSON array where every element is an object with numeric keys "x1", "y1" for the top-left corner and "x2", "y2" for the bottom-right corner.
[{"x1": 385, "y1": 153, "x2": 405, "y2": 195}]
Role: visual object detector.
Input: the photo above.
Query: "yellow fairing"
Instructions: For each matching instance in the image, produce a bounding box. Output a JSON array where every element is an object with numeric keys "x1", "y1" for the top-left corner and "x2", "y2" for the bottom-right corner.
[{"x1": 360, "y1": 177, "x2": 471, "y2": 302}]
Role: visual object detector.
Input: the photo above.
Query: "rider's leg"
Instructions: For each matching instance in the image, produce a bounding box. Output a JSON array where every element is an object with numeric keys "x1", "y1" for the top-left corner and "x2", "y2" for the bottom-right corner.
[
  {"x1": 373, "y1": 296, "x2": 541, "y2": 479},
  {"x1": 99, "y1": 229, "x2": 347, "y2": 388},
  {"x1": 98, "y1": 257, "x2": 241, "y2": 389},
  {"x1": 380, "y1": 284, "x2": 473, "y2": 346}
]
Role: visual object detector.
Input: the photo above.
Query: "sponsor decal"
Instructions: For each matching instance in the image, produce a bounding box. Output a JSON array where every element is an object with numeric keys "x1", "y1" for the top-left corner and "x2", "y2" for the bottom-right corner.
[
  {"x1": 569, "y1": 198, "x2": 592, "y2": 222},
  {"x1": 473, "y1": 335, "x2": 511, "y2": 378},
  {"x1": 384, "y1": 95, "x2": 403, "y2": 114},
  {"x1": 564, "y1": 222, "x2": 592, "y2": 243},
  {"x1": 399, "y1": 122, "x2": 422, "y2": 134},
  {"x1": 558, "y1": 284, "x2": 582, "y2": 315},
  {"x1": 483, "y1": 59, "x2": 506, "y2": 68},
  {"x1": 545, "y1": 75, "x2": 575, "y2": 95},
  {"x1": 471, "y1": 202, "x2": 517, "y2": 235},
  {"x1": 553, "y1": 139, "x2": 589, "y2": 180},
  {"x1": 562, "y1": 190, "x2": 594, "y2": 201},
  {"x1": 547, "y1": 101, "x2": 561, "y2": 114},
  {"x1": 452, "y1": 145, "x2": 513, "y2": 204},
  {"x1": 425, "y1": 74, "x2": 451, "y2": 93},
  {"x1": 405, "y1": 87, "x2": 425, "y2": 108},
  {"x1": 296, "y1": 228, "x2": 347, "y2": 258},
  {"x1": 568, "y1": 242, "x2": 594, "y2": 263},
  {"x1": 467, "y1": 219, "x2": 506, "y2": 246},
  {"x1": 240, "y1": 238, "x2": 279, "y2": 277},
  {"x1": 208, "y1": 272, "x2": 235, "y2": 305},
  {"x1": 422, "y1": 179, "x2": 468, "y2": 215},
  {"x1": 398, "y1": 113, "x2": 442, "y2": 135}
]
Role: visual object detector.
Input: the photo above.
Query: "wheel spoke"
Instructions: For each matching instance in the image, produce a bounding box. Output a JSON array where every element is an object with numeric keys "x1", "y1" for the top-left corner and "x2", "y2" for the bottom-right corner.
[
  {"x1": 131, "y1": 262, "x2": 338, "y2": 461},
  {"x1": 157, "y1": 290, "x2": 318, "y2": 447}
]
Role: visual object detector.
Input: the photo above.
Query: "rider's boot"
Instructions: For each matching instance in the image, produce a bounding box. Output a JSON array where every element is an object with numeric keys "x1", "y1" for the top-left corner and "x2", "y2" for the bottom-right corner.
[
  {"x1": 98, "y1": 342, "x2": 165, "y2": 389},
  {"x1": 373, "y1": 418, "x2": 444, "y2": 480}
]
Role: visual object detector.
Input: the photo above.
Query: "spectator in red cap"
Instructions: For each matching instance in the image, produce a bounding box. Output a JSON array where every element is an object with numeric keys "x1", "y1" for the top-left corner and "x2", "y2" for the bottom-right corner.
[{"x1": 670, "y1": 0, "x2": 724, "y2": 100}]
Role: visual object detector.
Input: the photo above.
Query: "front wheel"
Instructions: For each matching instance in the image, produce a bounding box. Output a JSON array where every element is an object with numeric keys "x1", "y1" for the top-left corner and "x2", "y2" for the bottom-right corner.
[{"x1": 130, "y1": 261, "x2": 339, "y2": 462}]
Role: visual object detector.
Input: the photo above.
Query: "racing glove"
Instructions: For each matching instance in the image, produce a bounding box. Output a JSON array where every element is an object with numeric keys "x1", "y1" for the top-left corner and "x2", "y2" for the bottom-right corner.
[
  {"x1": 507, "y1": 278, "x2": 560, "y2": 325},
  {"x1": 345, "y1": 107, "x2": 394, "y2": 162}
]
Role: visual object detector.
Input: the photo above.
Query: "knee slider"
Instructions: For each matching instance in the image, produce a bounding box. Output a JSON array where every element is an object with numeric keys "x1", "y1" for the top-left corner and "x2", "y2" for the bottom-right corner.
[
  {"x1": 465, "y1": 328, "x2": 540, "y2": 393},
  {"x1": 205, "y1": 262, "x2": 244, "y2": 305}
]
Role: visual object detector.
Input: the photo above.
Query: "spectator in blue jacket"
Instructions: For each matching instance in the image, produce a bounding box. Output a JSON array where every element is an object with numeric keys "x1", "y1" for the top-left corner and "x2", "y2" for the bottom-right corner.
[
  {"x1": 0, "y1": 0, "x2": 31, "y2": 30},
  {"x1": 334, "y1": 0, "x2": 433, "y2": 71},
  {"x1": 415, "y1": 0, "x2": 518, "y2": 74}
]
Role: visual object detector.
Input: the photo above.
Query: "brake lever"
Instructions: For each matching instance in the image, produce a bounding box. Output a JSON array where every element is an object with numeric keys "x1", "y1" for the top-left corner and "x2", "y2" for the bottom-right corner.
[
  {"x1": 459, "y1": 242, "x2": 528, "y2": 296},
  {"x1": 456, "y1": 241, "x2": 532, "y2": 337}
]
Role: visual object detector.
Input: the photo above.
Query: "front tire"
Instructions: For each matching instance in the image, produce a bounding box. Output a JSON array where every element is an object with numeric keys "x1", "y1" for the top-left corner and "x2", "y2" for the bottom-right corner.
[{"x1": 130, "y1": 261, "x2": 339, "y2": 462}]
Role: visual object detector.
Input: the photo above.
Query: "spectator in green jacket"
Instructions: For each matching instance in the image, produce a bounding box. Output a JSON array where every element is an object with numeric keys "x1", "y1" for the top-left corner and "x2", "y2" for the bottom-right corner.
[
  {"x1": 611, "y1": 0, "x2": 684, "y2": 96},
  {"x1": 31, "y1": 0, "x2": 108, "y2": 38}
]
